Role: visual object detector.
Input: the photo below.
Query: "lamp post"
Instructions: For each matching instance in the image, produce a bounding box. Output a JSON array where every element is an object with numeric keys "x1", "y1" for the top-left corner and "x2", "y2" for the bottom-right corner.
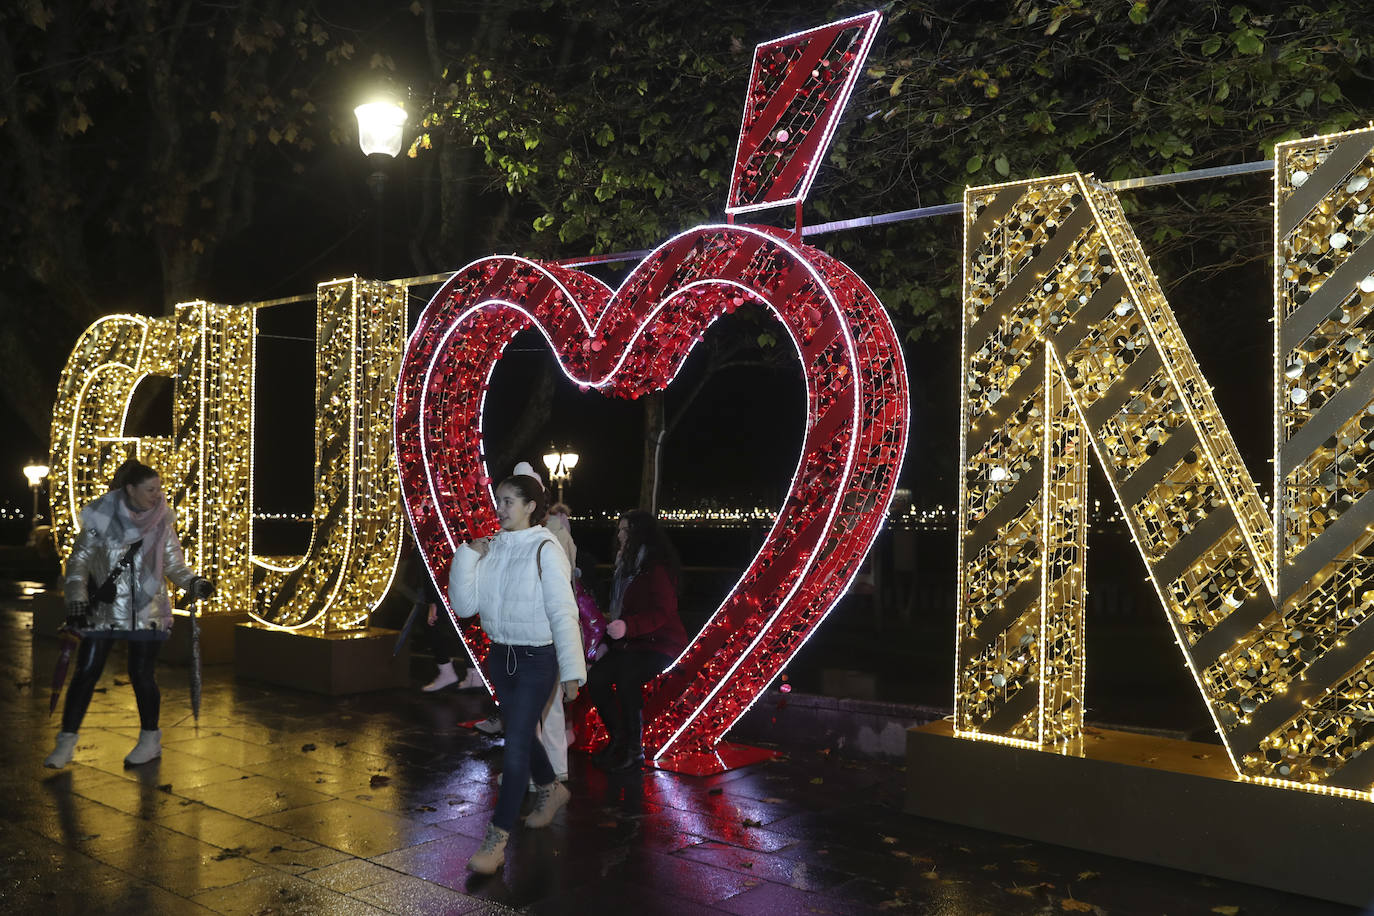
[
  {"x1": 542, "y1": 447, "x2": 579, "y2": 504},
  {"x1": 353, "y1": 98, "x2": 408, "y2": 278},
  {"x1": 22, "y1": 461, "x2": 49, "y2": 533}
]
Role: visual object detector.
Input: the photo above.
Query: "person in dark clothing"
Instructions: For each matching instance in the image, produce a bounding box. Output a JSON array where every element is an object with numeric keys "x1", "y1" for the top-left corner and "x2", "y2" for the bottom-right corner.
[{"x1": 588, "y1": 509, "x2": 687, "y2": 771}]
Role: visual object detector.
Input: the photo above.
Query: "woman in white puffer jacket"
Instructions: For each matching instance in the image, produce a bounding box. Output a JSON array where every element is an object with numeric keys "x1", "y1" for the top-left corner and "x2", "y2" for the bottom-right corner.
[{"x1": 449, "y1": 463, "x2": 586, "y2": 875}]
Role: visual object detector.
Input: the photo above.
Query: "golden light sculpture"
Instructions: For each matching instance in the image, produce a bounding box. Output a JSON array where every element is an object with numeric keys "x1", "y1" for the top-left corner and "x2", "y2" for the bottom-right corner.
[
  {"x1": 49, "y1": 279, "x2": 405, "y2": 632},
  {"x1": 250, "y1": 278, "x2": 407, "y2": 630},
  {"x1": 51, "y1": 313, "x2": 173, "y2": 560},
  {"x1": 956, "y1": 126, "x2": 1374, "y2": 797}
]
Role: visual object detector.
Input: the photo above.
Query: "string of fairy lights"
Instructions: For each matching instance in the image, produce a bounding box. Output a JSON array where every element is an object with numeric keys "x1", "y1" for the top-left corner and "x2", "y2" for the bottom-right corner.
[
  {"x1": 955, "y1": 125, "x2": 1374, "y2": 799},
  {"x1": 43, "y1": 3, "x2": 1374, "y2": 795},
  {"x1": 49, "y1": 280, "x2": 406, "y2": 633}
]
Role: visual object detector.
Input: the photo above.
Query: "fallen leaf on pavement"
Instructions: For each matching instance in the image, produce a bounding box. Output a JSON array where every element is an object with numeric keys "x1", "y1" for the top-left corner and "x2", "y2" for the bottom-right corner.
[{"x1": 1061, "y1": 898, "x2": 1094, "y2": 912}]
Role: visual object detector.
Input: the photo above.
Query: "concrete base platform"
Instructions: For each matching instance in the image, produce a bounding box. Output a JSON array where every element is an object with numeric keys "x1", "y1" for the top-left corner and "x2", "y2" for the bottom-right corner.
[
  {"x1": 234, "y1": 622, "x2": 410, "y2": 695},
  {"x1": 906, "y1": 720, "x2": 1374, "y2": 907},
  {"x1": 163, "y1": 609, "x2": 250, "y2": 666},
  {"x1": 653, "y1": 742, "x2": 780, "y2": 776},
  {"x1": 27, "y1": 591, "x2": 68, "y2": 639}
]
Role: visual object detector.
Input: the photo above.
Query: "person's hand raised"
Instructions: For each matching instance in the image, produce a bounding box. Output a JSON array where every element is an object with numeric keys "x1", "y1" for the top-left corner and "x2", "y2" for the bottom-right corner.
[{"x1": 467, "y1": 536, "x2": 493, "y2": 558}]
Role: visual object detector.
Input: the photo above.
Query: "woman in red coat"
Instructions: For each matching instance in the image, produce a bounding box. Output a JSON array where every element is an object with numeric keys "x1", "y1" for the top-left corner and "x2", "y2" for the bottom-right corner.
[{"x1": 588, "y1": 509, "x2": 687, "y2": 771}]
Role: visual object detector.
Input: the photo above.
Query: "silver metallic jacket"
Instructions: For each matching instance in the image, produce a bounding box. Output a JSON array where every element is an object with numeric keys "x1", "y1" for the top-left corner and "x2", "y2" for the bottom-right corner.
[{"x1": 63, "y1": 517, "x2": 198, "y2": 634}]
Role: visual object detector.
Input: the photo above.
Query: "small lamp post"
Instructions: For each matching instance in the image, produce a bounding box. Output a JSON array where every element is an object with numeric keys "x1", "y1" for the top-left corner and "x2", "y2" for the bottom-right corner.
[
  {"x1": 22, "y1": 461, "x2": 49, "y2": 532},
  {"x1": 353, "y1": 97, "x2": 408, "y2": 277},
  {"x1": 542, "y1": 447, "x2": 580, "y2": 504}
]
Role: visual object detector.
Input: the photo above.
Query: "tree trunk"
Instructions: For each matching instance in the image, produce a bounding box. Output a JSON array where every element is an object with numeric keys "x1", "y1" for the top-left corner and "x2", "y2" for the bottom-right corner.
[
  {"x1": 487, "y1": 358, "x2": 556, "y2": 477},
  {"x1": 638, "y1": 391, "x2": 666, "y2": 511}
]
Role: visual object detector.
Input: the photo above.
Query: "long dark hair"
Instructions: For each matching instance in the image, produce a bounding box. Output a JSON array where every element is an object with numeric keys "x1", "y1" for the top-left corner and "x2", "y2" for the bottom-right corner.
[
  {"x1": 618, "y1": 509, "x2": 680, "y2": 587},
  {"x1": 498, "y1": 473, "x2": 548, "y2": 526},
  {"x1": 110, "y1": 458, "x2": 158, "y2": 491}
]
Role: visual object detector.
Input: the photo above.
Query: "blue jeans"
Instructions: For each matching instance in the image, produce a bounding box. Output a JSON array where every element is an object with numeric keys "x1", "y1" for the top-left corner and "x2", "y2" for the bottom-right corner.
[{"x1": 487, "y1": 642, "x2": 559, "y2": 831}]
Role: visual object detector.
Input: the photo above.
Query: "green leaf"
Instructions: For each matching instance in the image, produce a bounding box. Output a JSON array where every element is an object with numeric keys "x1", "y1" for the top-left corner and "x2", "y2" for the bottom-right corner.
[
  {"x1": 1128, "y1": 2, "x2": 1148, "y2": 25},
  {"x1": 965, "y1": 154, "x2": 984, "y2": 173},
  {"x1": 1232, "y1": 27, "x2": 1264, "y2": 55},
  {"x1": 994, "y1": 155, "x2": 1010, "y2": 177},
  {"x1": 1200, "y1": 35, "x2": 1222, "y2": 55}
]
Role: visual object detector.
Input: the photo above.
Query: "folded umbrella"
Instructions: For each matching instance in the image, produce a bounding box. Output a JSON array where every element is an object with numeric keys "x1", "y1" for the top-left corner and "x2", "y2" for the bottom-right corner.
[
  {"x1": 49, "y1": 625, "x2": 81, "y2": 716},
  {"x1": 189, "y1": 600, "x2": 203, "y2": 724},
  {"x1": 393, "y1": 600, "x2": 426, "y2": 656}
]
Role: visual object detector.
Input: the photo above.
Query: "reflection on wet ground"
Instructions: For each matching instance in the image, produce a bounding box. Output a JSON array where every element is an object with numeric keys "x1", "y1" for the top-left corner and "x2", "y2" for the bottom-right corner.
[{"x1": 0, "y1": 605, "x2": 1355, "y2": 914}]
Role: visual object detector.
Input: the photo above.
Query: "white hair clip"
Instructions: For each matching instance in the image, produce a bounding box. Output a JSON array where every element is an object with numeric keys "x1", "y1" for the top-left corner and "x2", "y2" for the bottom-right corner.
[{"x1": 512, "y1": 461, "x2": 544, "y2": 487}]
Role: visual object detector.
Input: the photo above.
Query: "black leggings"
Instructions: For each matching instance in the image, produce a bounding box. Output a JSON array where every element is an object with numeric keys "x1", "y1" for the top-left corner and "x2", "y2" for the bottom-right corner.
[{"x1": 61, "y1": 638, "x2": 163, "y2": 733}]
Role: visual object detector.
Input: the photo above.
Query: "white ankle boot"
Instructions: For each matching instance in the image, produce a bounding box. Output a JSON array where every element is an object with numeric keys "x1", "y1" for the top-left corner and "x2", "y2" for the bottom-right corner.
[
  {"x1": 124, "y1": 729, "x2": 162, "y2": 766},
  {"x1": 44, "y1": 731, "x2": 78, "y2": 769},
  {"x1": 456, "y1": 667, "x2": 484, "y2": 690},
  {"x1": 422, "y1": 661, "x2": 459, "y2": 692}
]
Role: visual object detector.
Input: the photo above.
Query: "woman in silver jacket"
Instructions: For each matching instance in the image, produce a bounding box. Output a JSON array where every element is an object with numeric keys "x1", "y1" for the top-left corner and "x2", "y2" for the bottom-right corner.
[{"x1": 43, "y1": 459, "x2": 213, "y2": 769}]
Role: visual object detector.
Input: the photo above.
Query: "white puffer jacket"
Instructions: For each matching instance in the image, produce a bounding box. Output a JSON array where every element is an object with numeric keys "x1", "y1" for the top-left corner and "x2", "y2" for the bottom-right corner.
[{"x1": 449, "y1": 525, "x2": 587, "y2": 686}]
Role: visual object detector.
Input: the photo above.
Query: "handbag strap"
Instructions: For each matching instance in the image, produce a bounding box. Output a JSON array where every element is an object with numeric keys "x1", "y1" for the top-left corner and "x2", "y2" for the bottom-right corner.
[{"x1": 93, "y1": 539, "x2": 142, "y2": 594}]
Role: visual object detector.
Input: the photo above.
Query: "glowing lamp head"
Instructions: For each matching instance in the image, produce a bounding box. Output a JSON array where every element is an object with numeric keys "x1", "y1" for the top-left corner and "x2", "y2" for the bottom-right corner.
[
  {"x1": 354, "y1": 101, "x2": 408, "y2": 158},
  {"x1": 543, "y1": 447, "x2": 579, "y2": 480},
  {"x1": 23, "y1": 463, "x2": 49, "y2": 488}
]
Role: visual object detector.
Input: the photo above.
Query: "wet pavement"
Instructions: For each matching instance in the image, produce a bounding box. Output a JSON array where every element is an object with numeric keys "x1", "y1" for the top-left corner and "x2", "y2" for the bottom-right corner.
[{"x1": 0, "y1": 604, "x2": 1358, "y2": 915}]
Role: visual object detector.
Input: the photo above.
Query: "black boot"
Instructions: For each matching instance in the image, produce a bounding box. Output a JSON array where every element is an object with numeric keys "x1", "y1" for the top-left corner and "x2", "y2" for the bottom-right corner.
[
  {"x1": 592, "y1": 707, "x2": 622, "y2": 768},
  {"x1": 608, "y1": 710, "x2": 644, "y2": 771},
  {"x1": 592, "y1": 737, "x2": 624, "y2": 769}
]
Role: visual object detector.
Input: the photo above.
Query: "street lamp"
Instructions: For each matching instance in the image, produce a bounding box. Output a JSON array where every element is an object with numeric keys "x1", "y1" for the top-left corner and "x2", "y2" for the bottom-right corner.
[
  {"x1": 22, "y1": 461, "x2": 49, "y2": 533},
  {"x1": 354, "y1": 97, "x2": 408, "y2": 277},
  {"x1": 542, "y1": 447, "x2": 579, "y2": 503}
]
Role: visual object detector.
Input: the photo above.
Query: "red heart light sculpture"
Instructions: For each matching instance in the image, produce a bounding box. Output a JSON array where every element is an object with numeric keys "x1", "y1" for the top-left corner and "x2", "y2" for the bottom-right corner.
[{"x1": 395, "y1": 222, "x2": 908, "y2": 772}]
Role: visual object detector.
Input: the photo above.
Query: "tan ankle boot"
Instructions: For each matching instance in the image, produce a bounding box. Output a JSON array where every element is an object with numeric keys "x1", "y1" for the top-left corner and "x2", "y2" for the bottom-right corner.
[
  {"x1": 467, "y1": 823, "x2": 509, "y2": 874},
  {"x1": 524, "y1": 780, "x2": 570, "y2": 828}
]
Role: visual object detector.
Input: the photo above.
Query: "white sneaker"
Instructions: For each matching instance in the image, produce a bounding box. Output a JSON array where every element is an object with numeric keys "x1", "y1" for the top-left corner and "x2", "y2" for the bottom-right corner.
[
  {"x1": 456, "y1": 668, "x2": 485, "y2": 690},
  {"x1": 44, "y1": 731, "x2": 78, "y2": 769},
  {"x1": 124, "y1": 729, "x2": 162, "y2": 767},
  {"x1": 474, "y1": 716, "x2": 503, "y2": 735},
  {"x1": 422, "y1": 662, "x2": 459, "y2": 692}
]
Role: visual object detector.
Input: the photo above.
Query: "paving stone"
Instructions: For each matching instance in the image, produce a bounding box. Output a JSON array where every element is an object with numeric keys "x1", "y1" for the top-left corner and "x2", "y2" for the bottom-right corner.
[{"x1": 3, "y1": 607, "x2": 1358, "y2": 916}]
